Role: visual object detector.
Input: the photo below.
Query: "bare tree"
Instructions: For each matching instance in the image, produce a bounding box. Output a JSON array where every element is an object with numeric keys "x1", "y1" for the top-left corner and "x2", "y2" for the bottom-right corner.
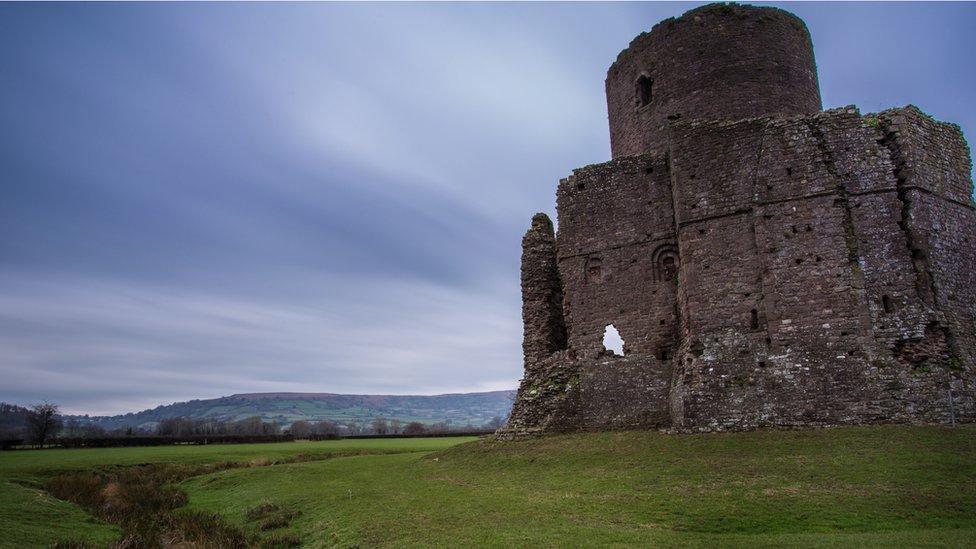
[
  {"x1": 312, "y1": 420, "x2": 339, "y2": 435},
  {"x1": 231, "y1": 416, "x2": 264, "y2": 435},
  {"x1": 26, "y1": 402, "x2": 61, "y2": 447},
  {"x1": 485, "y1": 416, "x2": 506, "y2": 430},
  {"x1": 371, "y1": 417, "x2": 389, "y2": 435},
  {"x1": 427, "y1": 421, "x2": 449, "y2": 434},
  {"x1": 390, "y1": 419, "x2": 401, "y2": 435},
  {"x1": 158, "y1": 416, "x2": 197, "y2": 436},
  {"x1": 289, "y1": 420, "x2": 312, "y2": 438},
  {"x1": 403, "y1": 421, "x2": 426, "y2": 435}
]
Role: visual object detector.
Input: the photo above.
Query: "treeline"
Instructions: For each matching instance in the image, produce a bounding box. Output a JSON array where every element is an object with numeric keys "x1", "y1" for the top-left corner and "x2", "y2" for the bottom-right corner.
[
  {"x1": 0, "y1": 402, "x2": 506, "y2": 449},
  {"x1": 157, "y1": 416, "x2": 284, "y2": 436}
]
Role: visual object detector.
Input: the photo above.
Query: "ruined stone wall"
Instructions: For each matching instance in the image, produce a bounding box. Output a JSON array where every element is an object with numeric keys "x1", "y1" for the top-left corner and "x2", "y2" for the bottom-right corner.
[
  {"x1": 878, "y1": 107, "x2": 976, "y2": 369},
  {"x1": 520, "y1": 213, "x2": 567, "y2": 366},
  {"x1": 501, "y1": 4, "x2": 975, "y2": 438},
  {"x1": 556, "y1": 154, "x2": 678, "y2": 360},
  {"x1": 606, "y1": 3, "x2": 821, "y2": 158},
  {"x1": 668, "y1": 107, "x2": 974, "y2": 430},
  {"x1": 878, "y1": 107, "x2": 976, "y2": 419},
  {"x1": 505, "y1": 214, "x2": 572, "y2": 435}
]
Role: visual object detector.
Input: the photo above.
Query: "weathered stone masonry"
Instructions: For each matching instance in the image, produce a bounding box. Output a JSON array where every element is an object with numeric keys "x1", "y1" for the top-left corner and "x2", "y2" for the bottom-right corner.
[{"x1": 502, "y1": 3, "x2": 975, "y2": 435}]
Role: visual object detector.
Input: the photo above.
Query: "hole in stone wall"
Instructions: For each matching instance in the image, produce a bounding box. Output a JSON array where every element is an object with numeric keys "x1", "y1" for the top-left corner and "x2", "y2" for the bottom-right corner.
[
  {"x1": 636, "y1": 74, "x2": 653, "y2": 108},
  {"x1": 882, "y1": 294, "x2": 892, "y2": 314},
  {"x1": 750, "y1": 309, "x2": 760, "y2": 330},
  {"x1": 786, "y1": 167, "x2": 793, "y2": 177},
  {"x1": 659, "y1": 347, "x2": 672, "y2": 360},
  {"x1": 603, "y1": 324, "x2": 624, "y2": 356}
]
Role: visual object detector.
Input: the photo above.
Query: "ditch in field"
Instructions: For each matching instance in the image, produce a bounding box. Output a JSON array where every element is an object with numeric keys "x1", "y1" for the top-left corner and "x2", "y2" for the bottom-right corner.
[{"x1": 43, "y1": 450, "x2": 403, "y2": 548}]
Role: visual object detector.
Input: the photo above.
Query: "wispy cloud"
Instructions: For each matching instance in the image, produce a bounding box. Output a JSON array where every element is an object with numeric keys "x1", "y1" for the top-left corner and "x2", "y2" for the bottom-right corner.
[{"x1": 0, "y1": 273, "x2": 520, "y2": 415}]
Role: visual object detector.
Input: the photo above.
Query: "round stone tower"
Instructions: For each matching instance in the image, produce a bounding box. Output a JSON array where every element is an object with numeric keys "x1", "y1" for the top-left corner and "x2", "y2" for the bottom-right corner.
[{"x1": 606, "y1": 3, "x2": 822, "y2": 158}]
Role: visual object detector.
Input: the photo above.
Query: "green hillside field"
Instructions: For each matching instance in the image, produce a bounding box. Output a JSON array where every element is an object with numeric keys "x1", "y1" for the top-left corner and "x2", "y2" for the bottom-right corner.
[
  {"x1": 1, "y1": 426, "x2": 974, "y2": 547},
  {"x1": 67, "y1": 391, "x2": 515, "y2": 431}
]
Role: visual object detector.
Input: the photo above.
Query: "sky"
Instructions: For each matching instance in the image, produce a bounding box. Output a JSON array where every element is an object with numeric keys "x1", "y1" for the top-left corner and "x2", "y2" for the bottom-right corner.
[{"x1": 2, "y1": 2, "x2": 974, "y2": 415}]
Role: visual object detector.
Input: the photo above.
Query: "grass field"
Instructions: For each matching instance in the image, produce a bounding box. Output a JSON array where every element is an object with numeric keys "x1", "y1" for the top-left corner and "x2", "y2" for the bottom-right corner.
[
  {"x1": 2, "y1": 426, "x2": 975, "y2": 547},
  {"x1": 0, "y1": 438, "x2": 469, "y2": 548}
]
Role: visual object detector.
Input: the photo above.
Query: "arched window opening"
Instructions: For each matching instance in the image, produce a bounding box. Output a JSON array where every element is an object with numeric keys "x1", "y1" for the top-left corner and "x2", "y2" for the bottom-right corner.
[
  {"x1": 586, "y1": 256, "x2": 603, "y2": 284},
  {"x1": 882, "y1": 294, "x2": 892, "y2": 314},
  {"x1": 661, "y1": 256, "x2": 677, "y2": 280},
  {"x1": 652, "y1": 244, "x2": 679, "y2": 283},
  {"x1": 603, "y1": 324, "x2": 624, "y2": 356},
  {"x1": 750, "y1": 309, "x2": 760, "y2": 330},
  {"x1": 636, "y1": 74, "x2": 653, "y2": 108}
]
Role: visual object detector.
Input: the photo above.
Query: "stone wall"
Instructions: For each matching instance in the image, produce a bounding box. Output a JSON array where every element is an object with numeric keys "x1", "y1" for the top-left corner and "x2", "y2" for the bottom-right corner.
[
  {"x1": 500, "y1": 4, "x2": 974, "y2": 438},
  {"x1": 666, "y1": 107, "x2": 974, "y2": 431},
  {"x1": 555, "y1": 154, "x2": 678, "y2": 360}
]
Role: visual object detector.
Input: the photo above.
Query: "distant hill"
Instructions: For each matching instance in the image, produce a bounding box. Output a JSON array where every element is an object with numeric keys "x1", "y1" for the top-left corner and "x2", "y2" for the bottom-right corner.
[{"x1": 68, "y1": 391, "x2": 516, "y2": 431}]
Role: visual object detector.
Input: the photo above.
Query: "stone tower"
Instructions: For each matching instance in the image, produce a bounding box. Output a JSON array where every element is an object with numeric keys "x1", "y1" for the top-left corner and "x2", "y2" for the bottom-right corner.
[
  {"x1": 502, "y1": 3, "x2": 976, "y2": 435},
  {"x1": 606, "y1": 3, "x2": 822, "y2": 157}
]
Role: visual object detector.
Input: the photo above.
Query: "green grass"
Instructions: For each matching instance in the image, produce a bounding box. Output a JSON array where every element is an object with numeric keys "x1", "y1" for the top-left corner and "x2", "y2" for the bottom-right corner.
[
  {"x1": 0, "y1": 437, "x2": 469, "y2": 548},
  {"x1": 182, "y1": 426, "x2": 976, "y2": 547},
  {"x1": 2, "y1": 427, "x2": 975, "y2": 547}
]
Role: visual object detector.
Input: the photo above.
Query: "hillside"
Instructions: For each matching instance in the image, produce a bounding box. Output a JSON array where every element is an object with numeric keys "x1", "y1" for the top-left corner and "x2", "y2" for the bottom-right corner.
[{"x1": 71, "y1": 391, "x2": 515, "y2": 430}]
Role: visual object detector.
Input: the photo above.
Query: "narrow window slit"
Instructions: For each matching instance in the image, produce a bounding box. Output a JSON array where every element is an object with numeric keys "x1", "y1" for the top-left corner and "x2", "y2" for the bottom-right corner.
[{"x1": 636, "y1": 74, "x2": 653, "y2": 108}]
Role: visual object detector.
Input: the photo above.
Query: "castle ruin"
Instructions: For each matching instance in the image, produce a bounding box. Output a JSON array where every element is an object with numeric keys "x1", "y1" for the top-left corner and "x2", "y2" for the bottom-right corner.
[{"x1": 503, "y1": 3, "x2": 976, "y2": 434}]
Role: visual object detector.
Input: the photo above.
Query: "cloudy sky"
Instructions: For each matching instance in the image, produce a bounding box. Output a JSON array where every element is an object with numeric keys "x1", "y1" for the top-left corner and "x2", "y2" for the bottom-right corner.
[{"x1": 2, "y1": 2, "x2": 974, "y2": 415}]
